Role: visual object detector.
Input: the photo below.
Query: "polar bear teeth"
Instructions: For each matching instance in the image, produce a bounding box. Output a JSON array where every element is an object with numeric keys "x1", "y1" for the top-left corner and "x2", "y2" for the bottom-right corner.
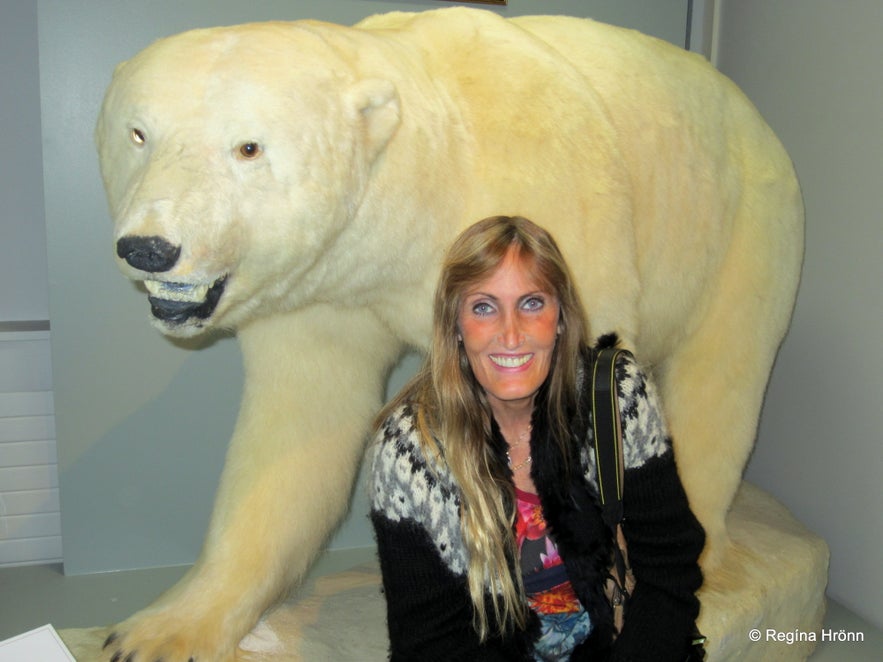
[
  {"x1": 144, "y1": 280, "x2": 210, "y2": 303},
  {"x1": 145, "y1": 276, "x2": 227, "y2": 325},
  {"x1": 490, "y1": 354, "x2": 533, "y2": 368}
]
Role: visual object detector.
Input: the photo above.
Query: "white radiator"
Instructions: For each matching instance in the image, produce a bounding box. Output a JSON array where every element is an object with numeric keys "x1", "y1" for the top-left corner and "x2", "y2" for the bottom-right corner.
[{"x1": 0, "y1": 324, "x2": 61, "y2": 567}]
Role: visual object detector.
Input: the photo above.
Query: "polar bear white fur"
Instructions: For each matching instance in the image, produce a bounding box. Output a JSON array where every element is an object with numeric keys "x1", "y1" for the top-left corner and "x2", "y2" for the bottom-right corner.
[{"x1": 94, "y1": 7, "x2": 803, "y2": 661}]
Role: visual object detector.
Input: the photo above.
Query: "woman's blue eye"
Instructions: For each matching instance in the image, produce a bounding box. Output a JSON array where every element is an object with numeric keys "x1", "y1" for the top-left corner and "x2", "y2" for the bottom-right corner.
[
  {"x1": 522, "y1": 296, "x2": 544, "y2": 311},
  {"x1": 472, "y1": 302, "x2": 494, "y2": 316}
]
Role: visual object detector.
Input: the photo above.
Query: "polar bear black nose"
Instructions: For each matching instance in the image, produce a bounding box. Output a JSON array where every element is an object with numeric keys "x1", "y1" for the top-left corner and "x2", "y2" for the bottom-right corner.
[{"x1": 117, "y1": 235, "x2": 181, "y2": 273}]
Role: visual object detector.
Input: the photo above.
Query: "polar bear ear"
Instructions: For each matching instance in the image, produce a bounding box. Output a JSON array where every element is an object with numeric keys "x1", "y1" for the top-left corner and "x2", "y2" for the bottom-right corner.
[{"x1": 346, "y1": 79, "x2": 401, "y2": 159}]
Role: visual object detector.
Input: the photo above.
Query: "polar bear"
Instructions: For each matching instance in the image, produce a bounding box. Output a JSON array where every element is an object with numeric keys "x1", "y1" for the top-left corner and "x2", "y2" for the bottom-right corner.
[{"x1": 94, "y1": 7, "x2": 803, "y2": 661}]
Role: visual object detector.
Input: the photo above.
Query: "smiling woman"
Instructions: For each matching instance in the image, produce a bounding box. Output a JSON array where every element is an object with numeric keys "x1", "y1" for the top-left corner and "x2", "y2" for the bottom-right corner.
[{"x1": 369, "y1": 216, "x2": 706, "y2": 660}]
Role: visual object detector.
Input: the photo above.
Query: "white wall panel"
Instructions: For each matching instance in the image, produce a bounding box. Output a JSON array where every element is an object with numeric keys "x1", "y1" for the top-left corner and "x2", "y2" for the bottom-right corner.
[
  {"x1": 0, "y1": 332, "x2": 60, "y2": 567},
  {"x1": 0, "y1": 537, "x2": 63, "y2": 567}
]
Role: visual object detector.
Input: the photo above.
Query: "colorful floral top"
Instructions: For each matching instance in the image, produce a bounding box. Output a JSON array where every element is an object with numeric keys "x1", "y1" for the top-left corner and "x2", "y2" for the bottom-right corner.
[{"x1": 515, "y1": 488, "x2": 582, "y2": 615}]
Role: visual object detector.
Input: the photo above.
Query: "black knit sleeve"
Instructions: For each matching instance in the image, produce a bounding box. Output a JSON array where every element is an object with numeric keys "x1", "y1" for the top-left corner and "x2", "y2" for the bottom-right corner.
[
  {"x1": 371, "y1": 514, "x2": 529, "y2": 661},
  {"x1": 612, "y1": 452, "x2": 705, "y2": 661},
  {"x1": 369, "y1": 406, "x2": 533, "y2": 660}
]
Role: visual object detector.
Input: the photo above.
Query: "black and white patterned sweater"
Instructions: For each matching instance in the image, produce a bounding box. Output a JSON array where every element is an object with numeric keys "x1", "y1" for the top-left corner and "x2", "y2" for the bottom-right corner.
[{"x1": 370, "y1": 349, "x2": 705, "y2": 661}]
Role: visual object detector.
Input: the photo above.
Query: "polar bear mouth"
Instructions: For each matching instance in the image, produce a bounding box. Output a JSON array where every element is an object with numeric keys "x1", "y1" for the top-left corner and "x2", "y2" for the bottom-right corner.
[{"x1": 144, "y1": 277, "x2": 227, "y2": 324}]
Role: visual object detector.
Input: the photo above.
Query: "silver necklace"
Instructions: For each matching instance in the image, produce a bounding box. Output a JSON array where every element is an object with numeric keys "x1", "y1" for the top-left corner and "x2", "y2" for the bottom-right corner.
[{"x1": 506, "y1": 425, "x2": 532, "y2": 471}]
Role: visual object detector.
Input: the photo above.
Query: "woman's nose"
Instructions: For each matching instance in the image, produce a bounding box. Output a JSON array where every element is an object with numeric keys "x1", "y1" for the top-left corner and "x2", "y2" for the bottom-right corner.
[{"x1": 499, "y1": 314, "x2": 524, "y2": 348}]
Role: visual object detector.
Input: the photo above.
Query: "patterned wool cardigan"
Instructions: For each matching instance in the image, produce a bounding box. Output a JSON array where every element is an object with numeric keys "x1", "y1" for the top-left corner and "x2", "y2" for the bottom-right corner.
[{"x1": 370, "y1": 347, "x2": 705, "y2": 661}]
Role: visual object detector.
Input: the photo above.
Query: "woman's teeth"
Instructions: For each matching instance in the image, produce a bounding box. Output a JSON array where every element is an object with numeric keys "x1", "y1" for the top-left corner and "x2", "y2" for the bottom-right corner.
[{"x1": 490, "y1": 354, "x2": 533, "y2": 368}]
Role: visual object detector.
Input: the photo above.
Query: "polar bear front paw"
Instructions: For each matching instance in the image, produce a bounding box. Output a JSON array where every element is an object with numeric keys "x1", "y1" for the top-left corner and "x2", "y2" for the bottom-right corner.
[{"x1": 101, "y1": 613, "x2": 241, "y2": 662}]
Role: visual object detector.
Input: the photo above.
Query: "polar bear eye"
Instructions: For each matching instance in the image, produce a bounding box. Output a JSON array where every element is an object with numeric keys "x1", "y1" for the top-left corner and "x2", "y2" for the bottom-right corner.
[
  {"x1": 238, "y1": 142, "x2": 263, "y2": 160},
  {"x1": 130, "y1": 128, "x2": 146, "y2": 146}
]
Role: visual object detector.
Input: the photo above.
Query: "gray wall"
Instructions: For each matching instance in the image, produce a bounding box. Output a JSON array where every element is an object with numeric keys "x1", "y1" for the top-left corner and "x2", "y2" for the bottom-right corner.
[
  {"x1": 37, "y1": 0, "x2": 690, "y2": 575},
  {"x1": 1, "y1": 1, "x2": 49, "y2": 323},
  {"x1": 717, "y1": 0, "x2": 883, "y2": 629}
]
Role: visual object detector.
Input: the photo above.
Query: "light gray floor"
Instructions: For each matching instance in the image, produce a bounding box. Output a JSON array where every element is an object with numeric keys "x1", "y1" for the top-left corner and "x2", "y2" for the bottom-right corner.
[{"x1": 1, "y1": 547, "x2": 880, "y2": 660}]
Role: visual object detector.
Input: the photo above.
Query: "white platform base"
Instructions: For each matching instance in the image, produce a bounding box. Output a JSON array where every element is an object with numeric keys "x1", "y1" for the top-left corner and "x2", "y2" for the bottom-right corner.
[
  {"x1": 61, "y1": 481, "x2": 829, "y2": 661},
  {"x1": 697, "y1": 482, "x2": 829, "y2": 660}
]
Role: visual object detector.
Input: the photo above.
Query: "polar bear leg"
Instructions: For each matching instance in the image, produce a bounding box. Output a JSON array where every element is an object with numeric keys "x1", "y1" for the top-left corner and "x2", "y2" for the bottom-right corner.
[
  {"x1": 102, "y1": 305, "x2": 402, "y2": 662},
  {"x1": 659, "y1": 325, "x2": 775, "y2": 568},
  {"x1": 658, "y1": 185, "x2": 803, "y2": 569}
]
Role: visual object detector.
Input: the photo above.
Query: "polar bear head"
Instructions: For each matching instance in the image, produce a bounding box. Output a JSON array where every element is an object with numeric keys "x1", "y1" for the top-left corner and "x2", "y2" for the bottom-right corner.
[{"x1": 95, "y1": 22, "x2": 401, "y2": 337}]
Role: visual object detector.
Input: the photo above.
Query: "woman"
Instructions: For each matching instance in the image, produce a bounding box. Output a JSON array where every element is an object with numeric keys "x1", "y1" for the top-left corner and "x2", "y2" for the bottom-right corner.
[{"x1": 370, "y1": 216, "x2": 705, "y2": 660}]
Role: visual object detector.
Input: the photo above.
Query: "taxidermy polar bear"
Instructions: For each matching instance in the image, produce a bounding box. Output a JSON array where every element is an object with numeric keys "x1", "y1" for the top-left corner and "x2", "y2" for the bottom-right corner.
[{"x1": 94, "y1": 6, "x2": 803, "y2": 661}]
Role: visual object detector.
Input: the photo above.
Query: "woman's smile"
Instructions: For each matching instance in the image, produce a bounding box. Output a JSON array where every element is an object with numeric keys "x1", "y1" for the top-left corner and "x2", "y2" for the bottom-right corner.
[{"x1": 489, "y1": 353, "x2": 534, "y2": 369}]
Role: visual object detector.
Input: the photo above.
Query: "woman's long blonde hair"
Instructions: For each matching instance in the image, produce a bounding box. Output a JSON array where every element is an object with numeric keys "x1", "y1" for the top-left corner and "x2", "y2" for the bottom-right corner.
[{"x1": 377, "y1": 216, "x2": 590, "y2": 638}]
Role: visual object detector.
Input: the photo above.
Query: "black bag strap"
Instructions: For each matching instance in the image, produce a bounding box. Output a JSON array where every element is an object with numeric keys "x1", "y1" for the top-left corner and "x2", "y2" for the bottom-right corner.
[
  {"x1": 591, "y1": 346, "x2": 632, "y2": 529},
  {"x1": 592, "y1": 346, "x2": 709, "y2": 657}
]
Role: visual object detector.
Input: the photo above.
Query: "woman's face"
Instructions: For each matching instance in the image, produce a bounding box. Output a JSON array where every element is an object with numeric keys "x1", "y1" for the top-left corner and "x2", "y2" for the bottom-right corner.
[{"x1": 457, "y1": 248, "x2": 560, "y2": 415}]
